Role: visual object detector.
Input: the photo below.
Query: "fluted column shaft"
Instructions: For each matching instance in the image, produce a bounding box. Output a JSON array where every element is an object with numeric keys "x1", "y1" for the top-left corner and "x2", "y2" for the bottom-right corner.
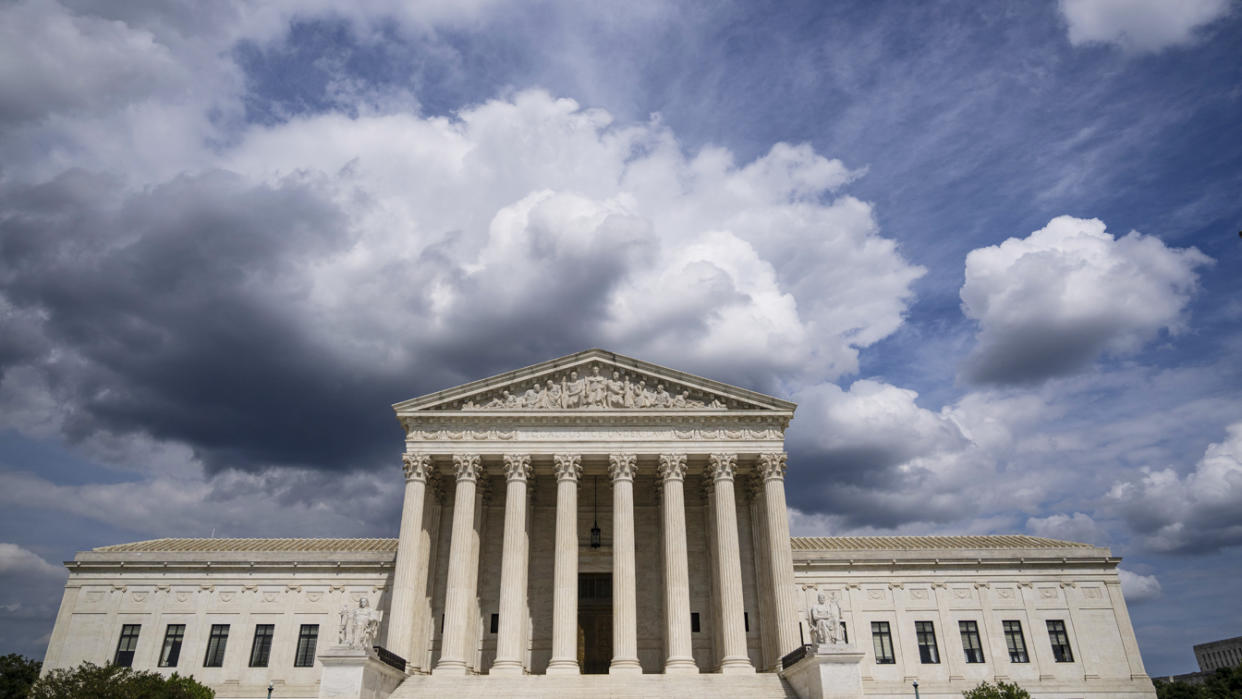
[
  {"x1": 492, "y1": 454, "x2": 532, "y2": 675},
  {"x1": 547, "y1": 454, "x2": 582, "y2": 675},
  {"x1": 609, "y1": 454, "x2": 642, "y2": 674},
  {"x1": 659, "y1": 454, "x2": 697, "y2": 674},
  {"x1": 709, "y1": 453, "x2": 755, "y2": 673},
  {"x1": 387, "y1": 453, "x2": 432, "y2": 668},
  {"x1": 759, "y1": 452, "x2": 801, "y2": 661},
  {"x1": 433, "y1": 454, "x2": 482, "y2": 675}
]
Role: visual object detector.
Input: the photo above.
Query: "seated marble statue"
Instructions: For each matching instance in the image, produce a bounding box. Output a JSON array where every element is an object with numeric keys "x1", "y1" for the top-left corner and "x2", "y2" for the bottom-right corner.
[{"x1": 809, "y1": 591, "x2": 844, "y2": 647}]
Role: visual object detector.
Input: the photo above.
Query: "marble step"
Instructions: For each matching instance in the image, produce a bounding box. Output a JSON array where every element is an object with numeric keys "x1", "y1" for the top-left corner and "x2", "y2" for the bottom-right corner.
[{"x1": 388, "y1": 672, "x2": 799, "y2": 698}]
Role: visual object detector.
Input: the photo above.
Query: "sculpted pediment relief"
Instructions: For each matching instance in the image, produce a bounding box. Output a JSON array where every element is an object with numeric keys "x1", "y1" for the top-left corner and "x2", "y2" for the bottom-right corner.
[{"x1": 395, "y1": 349, "x2": 796, "y2": 414}]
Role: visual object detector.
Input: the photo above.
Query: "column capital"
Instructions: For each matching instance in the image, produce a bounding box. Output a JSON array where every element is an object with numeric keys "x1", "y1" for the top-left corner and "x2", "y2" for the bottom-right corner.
[
  {"x1": 757, "y1": 451, "x2": 787, "y2": 481},
  {"x1": 451, "y1": 454, "x2": 482, "y2": 482},
  {"x1": 608, "y1": 453, "x2": 638, "y2": 481},
  {"x1": 553, "y1": 453, "x2": 582, "y2": 482},
  {"x1": 502, "y1": 454, "x2": 533, "y2": 482},
  {"x1": 708, "y1": 453, "x2": 738, "y2": 481},
  {"x1": 402, "y1": 453, "x2": 433, "y2": 482},
  {"x1": 657, "y1": 453, "x2": 688, "y2": 482}
]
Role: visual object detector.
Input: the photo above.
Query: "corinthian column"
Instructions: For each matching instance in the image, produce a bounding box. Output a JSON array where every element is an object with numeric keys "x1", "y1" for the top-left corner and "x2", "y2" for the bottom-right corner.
[
  {"x1": 758, "y1": 452, "x2": 800, "y2": 661},
  {"x1": 709, "y1": 453, "x2": 754, "y2": 673},
  {"x1": 546, "y1": 454, "x2": 582, "y2": 675},
  {"x1": 387, "y1": 453, "x2": 432, "y2": 668},
  {"x1": 658, "y1": 453, "x2": 697, "y2": 674},
  {"x1": 433, "y1": 454, "x2": 482, "y2": 675},
  {"x1": 491, "y1": 454, "x2": 532, "y2": 676},
  {"x1": 609, "y1": 453, "x2": 642, "y2": 674}
]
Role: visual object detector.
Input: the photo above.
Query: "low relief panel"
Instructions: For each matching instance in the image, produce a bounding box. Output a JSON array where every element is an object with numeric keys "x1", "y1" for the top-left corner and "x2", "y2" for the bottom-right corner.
[{"x1": 432, "y1": 362, "x2": 750, "y2": 411}]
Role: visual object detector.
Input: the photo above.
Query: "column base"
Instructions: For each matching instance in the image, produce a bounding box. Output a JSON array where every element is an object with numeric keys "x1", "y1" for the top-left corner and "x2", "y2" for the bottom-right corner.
[
  {"x1": 545, "y1": 659, "x2": 580, "y2": 675},
  {"x1": 663, "y1": 658, "x2": 698, "y2": 674},
  {"x1": 718, "y1": 656, "x2": 755, "y2": 674},
  {"x1": 431, "y1": 659, "x2": 469, "y2": 676},
  {"x1": 489, "y1": 660, "x2": 524, "y2": 676},
  {"x1": 609, "y1": 658, "x2": 642, "y2": 674}
]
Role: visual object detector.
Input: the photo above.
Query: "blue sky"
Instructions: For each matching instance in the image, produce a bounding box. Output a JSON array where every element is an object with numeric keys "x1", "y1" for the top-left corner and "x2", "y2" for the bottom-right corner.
[{"x1": 1, "y1": 0, "x2": 1239, "y2": 677}]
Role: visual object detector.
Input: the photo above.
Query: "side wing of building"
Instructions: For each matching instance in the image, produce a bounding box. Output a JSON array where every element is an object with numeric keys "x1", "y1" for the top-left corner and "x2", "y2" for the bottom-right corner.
[{"x1": 791, "y1": 535, "x2": 1155, "y2": 698}]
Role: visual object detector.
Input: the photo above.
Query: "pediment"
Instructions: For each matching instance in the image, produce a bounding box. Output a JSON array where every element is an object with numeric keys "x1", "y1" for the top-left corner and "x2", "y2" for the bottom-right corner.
[{"x1": 393, "y1": 349, "x2": 795, "y2": 414}]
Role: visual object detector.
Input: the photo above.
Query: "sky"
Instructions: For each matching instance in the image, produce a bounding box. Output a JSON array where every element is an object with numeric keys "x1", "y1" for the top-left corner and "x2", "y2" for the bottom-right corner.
[{"x1": 0, "y1": 0, "x2": 1239, "y2": 678}]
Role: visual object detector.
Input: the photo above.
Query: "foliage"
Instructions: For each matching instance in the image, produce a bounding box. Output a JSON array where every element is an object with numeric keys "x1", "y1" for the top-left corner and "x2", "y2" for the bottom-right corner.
[
  {"x1": 1154, "y1": 664, "x2": 1242, "y2": 699},
  {"x1": 0, "y1": 655, "x2": 42, "y2": 699},
  {"x1": 962, "y1": 680, "x2": 1032, "y2": 699},
  {"x1": 27, "y1": 662, "x2": 214, "y2": 699}
]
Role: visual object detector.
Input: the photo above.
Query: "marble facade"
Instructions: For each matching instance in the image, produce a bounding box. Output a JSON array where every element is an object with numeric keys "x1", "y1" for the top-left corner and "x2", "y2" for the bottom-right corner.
[{"x1": 40, "y1": 350, "x2": 1157, "y2": 698}]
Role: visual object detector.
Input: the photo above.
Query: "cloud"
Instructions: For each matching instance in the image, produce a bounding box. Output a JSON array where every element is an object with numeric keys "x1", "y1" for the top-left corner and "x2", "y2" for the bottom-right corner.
[
  {"x1": 0, "y1": 90, "x2": 923, "y2": 473},
  {"x1": 960, "y1": 216, "x2": 1210, "y2": 385},
  {"x1": 1026, "y1": 512, "x2": 1105, "y2": 546},
  {"x1": 1118, "y1": 568, "x2": 1162, "y2": 603},
  {"x1": 0, "y1": 543, "x2": 65, "y2": 579},
  {"x1": 1059, "y1": 0, "x2": 1233, "y2": 53},
  {"x1": 1109, "y1": 421, "x2": 1242, "y2": 554}
]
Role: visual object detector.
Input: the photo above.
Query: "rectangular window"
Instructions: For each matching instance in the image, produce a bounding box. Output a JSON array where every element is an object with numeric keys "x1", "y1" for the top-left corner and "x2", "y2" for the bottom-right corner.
[
  {"x1": 490, "y1": 613, "x2": 499, "y2": 634},
  {"x1": 959, "y1": 620, "x2": 985, "y2": 663},
  {"x1": 871, "y1": 621, "x2": 895, "y2": 664},
  {"x1": 840, "y1": 621, "x2": 849, "y2": 645},
  {"x1": 295, "y1": 624, "x2": 319, "y2": 667},
  {"x1": 1003, "y1": 620, "x2": 1029, "y2": 663},
  {"x1": 744, "y1": 612, "x2": 750, "y2": 632},
  {"x1": 159, "y1": 624, "x2": 185, "y2": 667},
  {"x1": 691, "y1": 612, "x2": 701, "y2": 633},
  {"x1": 203, "y1": 624, "x2": 229, "y2": 667},
  {"x1": 1046, "y1": 620, "x2": 1074, "y2": 662},
  {"x1": 249, "y1": 624, "x2": 274, "y2": 667},
  {"x1": 113, "y1": 624, "x2": 141, "y2": 667},
  {"x1": 915, "y1": 621, "x2": 940, "y2": 664}
]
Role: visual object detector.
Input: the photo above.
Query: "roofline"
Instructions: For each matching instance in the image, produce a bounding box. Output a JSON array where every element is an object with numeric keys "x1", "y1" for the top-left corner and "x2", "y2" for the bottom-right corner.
[{"x1": 392, "y1": 348, "x2": 797, "y2": 413}]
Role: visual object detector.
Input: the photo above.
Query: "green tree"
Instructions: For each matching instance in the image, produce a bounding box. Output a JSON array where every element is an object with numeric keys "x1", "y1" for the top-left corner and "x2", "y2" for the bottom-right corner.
[
  {"x1": 0, "y1": 654, "x2": 42, "y2": 699},
  {"x1": 28, "y1": 662, "x2": 213, "y2": 699},
  {"x1": 962, "y1": 680, "x2": 1032, "y2": 699}
]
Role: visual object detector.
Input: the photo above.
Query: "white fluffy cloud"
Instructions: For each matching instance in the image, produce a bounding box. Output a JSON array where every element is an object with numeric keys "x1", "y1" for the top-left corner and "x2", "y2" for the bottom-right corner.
[
  {"x1": 960, "y1": 216, "x2": 1209, "y2": 384},
  {"x1": 1118, "y1": 568, "x2": 1162, "y2": 603},
  {"x1": 1059, "y1": 0, "x2": 1232, "y2": 53},
  {"x1": 1109, "y1": 421, "x2": 1242, "y2": 554},
  {"x1": 0, "y1": 543, "x2": 64, "y2": 579},
  {"x1": 1026, "y1": 512, "x2": 1105, "y2": 545}
]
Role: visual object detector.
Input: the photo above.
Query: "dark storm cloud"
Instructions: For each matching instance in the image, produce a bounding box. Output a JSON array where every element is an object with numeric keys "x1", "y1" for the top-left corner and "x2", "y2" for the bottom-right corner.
[
  {"x1": 961, "y1": 318, "x2": 1122, "y2": 385},
  {"x1": 0, "y1": 169, "x2": 420, "y2": 473}
]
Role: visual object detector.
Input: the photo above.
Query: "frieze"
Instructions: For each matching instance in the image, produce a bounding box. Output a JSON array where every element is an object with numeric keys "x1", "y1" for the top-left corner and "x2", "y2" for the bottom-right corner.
[{"x1": 405, "y1": 426, "x2": 786, "y2": 442}]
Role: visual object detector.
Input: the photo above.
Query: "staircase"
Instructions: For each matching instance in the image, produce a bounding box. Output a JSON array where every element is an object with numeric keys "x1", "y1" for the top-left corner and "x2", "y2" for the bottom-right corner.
[{"x1": 388, "y1": 672, "x2": 798, "y2": 698}]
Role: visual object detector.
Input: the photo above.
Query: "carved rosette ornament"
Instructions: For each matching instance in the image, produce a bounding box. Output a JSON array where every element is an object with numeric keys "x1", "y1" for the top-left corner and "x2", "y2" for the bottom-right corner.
[
  {"x1": 553, "y1": 454, "x2": 582, "y2": 482},
  {"x1": 757, "y1": 451, "x2": 787, "y2": 481},
  {"x1": 708, "y1": 453, "x2": 737, "y2": 481},
  {"x1": 657, "y1": 453, "x2": 688, "y2": 482},
  {"x1": 503, "y1": 454, "x2": 533, "y2": 482},
  {"x1": 608, "y1": 453, "x2": 639, "y2": 482},
  {"x1": 452, "y1": 454, "x2": 482, "y2": 482},
  {"x1": 402, "y1": 453, "x2": 433, "y2": 482}
]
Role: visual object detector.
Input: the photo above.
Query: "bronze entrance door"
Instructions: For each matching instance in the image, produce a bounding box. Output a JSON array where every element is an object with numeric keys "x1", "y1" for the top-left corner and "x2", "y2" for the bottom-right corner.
[{"x1": 577, "y1": 573, "x2": 612, "y2": 674}]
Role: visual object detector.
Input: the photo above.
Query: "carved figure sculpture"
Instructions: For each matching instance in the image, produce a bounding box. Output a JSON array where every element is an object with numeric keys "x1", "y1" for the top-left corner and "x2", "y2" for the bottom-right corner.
[
  {"x1": 585, "y1": 365, "x2": 607, "y2": 406},
  {"x1": 562, "y1": 370, "x2": 585, "y2": 408},
  {"x1": 337, "y1": 597, "x2": 383, "y2": 650},
  {"x1": 607, "y1": 370, "x2": 627, "y2": 408},
  {"x1": 810, "y1": 591, "x2": 843, "y2": 647}
]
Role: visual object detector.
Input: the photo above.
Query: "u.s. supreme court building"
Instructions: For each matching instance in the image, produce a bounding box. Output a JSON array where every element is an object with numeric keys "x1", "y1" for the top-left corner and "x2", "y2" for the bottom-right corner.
[{"x1": 41, "y1": 350, "x2": 1157, "y2": 698}]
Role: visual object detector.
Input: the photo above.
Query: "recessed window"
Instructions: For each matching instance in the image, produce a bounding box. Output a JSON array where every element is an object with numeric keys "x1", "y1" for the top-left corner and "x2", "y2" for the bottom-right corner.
[
  {"x1": 744, "y1": 612, "x2": 749, "y2": 632},
  {"x1": 113, "y1": 624, "x2": 140, "y2": 667},
  {"x1": 840, "y1": 622, "x2": 849, "y2": 645},
  {"x1": 915, "y1": 621, "x2": 940, "y2": 664},
  {"x1": 159, "y1": 624, "x2": 185, "y2": 667},
  {"x1": 490, "y1": 614, "x2": 499, "y2": 634},
  {"x1": 249, "y1": 624, "x2": 274, "y2": 667},
  {"x1": 203, "y1": 624, "x2": 229, "y2": 667},
  {"x1": 871, "y1": 621, "x2": 895, "y2": 664},
  {"x1": 691, "y1": 612, "x2": 701, "y2": 633},
  {"x1": 1003, "y1": 620, "x2": 1028, "y2": 663},
  {"x1": 295, "y1": 624, "x2": 319, "y2": 667},
  {"x1": 1046, "y1": 620, "x2": 1074, "y2": 662},
  {"x1": 959, "y1": 620, "x2": 985, "y2": 663}
]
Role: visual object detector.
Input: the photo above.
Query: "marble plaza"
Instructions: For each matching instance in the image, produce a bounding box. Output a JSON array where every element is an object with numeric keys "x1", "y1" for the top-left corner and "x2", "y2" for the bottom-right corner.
[{"x1": 40, "y1": 350, "x2": 1157, "y2": 698}]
